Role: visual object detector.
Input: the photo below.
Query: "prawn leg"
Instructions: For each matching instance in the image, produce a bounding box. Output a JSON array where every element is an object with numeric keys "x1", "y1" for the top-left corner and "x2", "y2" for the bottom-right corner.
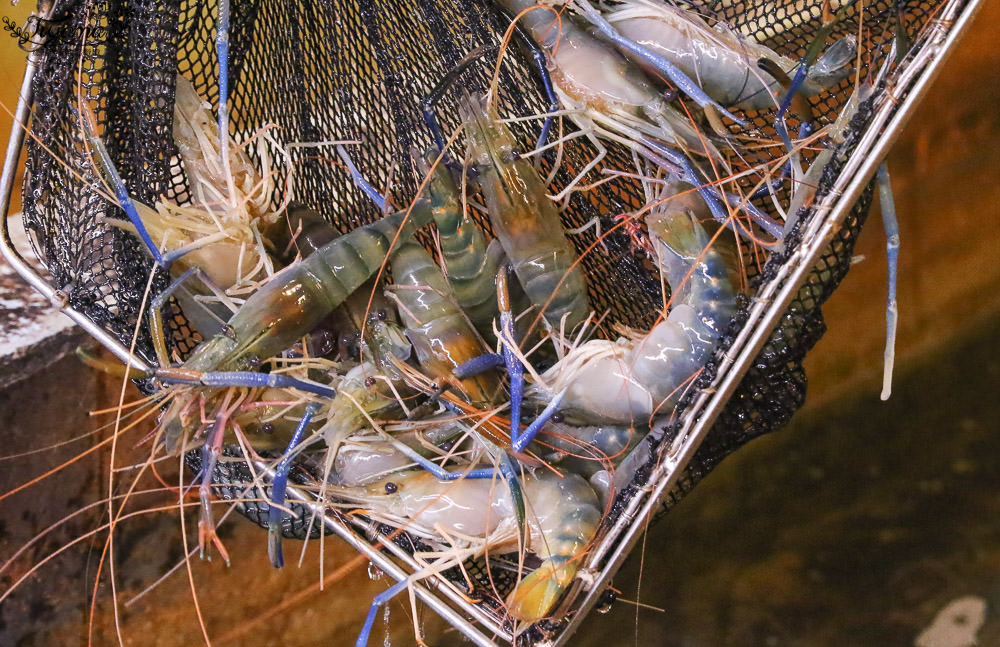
[
  {"x1": 197, "y1": 411, "x2": 232, "y2": 565},
  {"x1": 79, "y1": 105, "x2": 166, "y2": 266},
  {"x1": 155, "y1": 368, "x2": 337, "y2": 398},
  {"x1": 420, "y1": 27, "x2": 559, "y2": 155},
  {"x1": 452, "y1": 353, "x2": 505, "y2": 378},
  {"x1": 336, "y1": 145, "x2": 389, "y2": 212},
  {"x1": 775, "y1": 4, "x2": 857, "y2": 132},
  {"x1": 149, "y1": 266, "x2": 235, "y2": 362},
  {"x1": 215, "y1": 0, "x2": 231, "y2": 171},
  {"x1": 497, "y1": 267, "x2": 524, "y2": 437},
  {"x1": 356, "y1": 578, "x2": 410, "y2": 647},
  {"x1": 877, "y1": 162, "x2": 899, "y2": 401},
  {"x1": 494, "y1": 265, "x2": 568, "y2": 452},
  {"x1": 492, "y1": 4, "x2": 562, "y2": 150},
  {"x1": 267, "y1": 402, "x2": 321, "y2": 568},
  {"x1": 876, "y1": 6, "x2": 911, "y2": 402}
]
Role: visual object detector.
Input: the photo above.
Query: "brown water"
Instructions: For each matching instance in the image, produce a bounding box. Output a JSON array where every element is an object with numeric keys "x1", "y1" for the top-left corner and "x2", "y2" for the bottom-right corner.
[{"x1": 570, "y1": 314, "x2": 1000, "y2": 647}]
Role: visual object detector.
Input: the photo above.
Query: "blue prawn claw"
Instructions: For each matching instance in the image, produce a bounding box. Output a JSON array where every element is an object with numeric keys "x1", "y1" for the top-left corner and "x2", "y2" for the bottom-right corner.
[
  {"x1": 267, "y1": 403, "x2": 321, "y2": 568},
  {"x1": 877, "y1": 163, "x2": 899, "y2": 401}
]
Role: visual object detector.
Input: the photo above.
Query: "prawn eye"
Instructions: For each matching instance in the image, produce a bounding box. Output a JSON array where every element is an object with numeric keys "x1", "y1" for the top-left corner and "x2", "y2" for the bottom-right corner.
[
  {"x1": 376, "y1": 309, "x2": 387, "y2": 321},
  {"x1": 260, "y1": 423, "x2": 275, "y2": 435},
  {"x1": 551, "y1": 412, "x2": 564, "y2": 423},
  {"x1": 364, "y1": 376, "x2": 377, "y2": 388},
  {"x1": 660, "y1": 88, "x2": 679, "y2": 102},
  {"x1": 313, "y1": 329, "x2": 335, "y2": 357},
  {"x1": 384, "y1": 482, "x2": 398, "y2": 494}
]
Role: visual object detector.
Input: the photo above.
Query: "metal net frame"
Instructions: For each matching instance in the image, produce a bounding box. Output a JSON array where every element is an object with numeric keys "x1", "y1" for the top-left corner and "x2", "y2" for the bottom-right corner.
[{"x1": 0, "y1": 0, "x2": 983, "y2": 644}]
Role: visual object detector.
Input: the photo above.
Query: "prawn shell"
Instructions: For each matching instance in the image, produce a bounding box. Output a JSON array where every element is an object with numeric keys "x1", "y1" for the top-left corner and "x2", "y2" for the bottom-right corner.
[
  {"x1": 537, "y1": 205, "x2": 736, "y2": 424},
  {"x1": 392, "y1": 241, "x2": 502, "y2": 404},
  {"x1": 183, "y1": 203, "x2": 432, "y2": 370},
  {"x1": 462, "y1": 96, "x2": 590, "y2": 331},
  {"x1": 551, "y1": 26, "x2": 657, "y2": 109},
  {"x1": 415, "y1": 148, "x2": 503, "y2": 339},
  {"x1": 609, "y1": 13, "x2": 787, "y2": 109}
]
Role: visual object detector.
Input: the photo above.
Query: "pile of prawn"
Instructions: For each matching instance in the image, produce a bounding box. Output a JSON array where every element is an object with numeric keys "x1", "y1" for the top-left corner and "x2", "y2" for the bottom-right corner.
[{"x1": 4, "y1": 0, "x2": 887, "y2": 643}]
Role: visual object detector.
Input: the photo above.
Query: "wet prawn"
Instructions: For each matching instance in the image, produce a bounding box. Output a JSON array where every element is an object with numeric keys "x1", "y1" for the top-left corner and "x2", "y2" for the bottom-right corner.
[
  {"x1": 334, "y1": 463, "x2": 601, "y2": 642},
  {"x1": 461, "y1": 92, "x2": 592, "y2": 334},
  {"x1": 534, "y1": 179, "x2": 737, "y2": 424},
  {"x1": 498, "y1": 0, "x2": 725, "y2": 202},
  {"x1": 412, "y1": 146, "x2": 506, "y2": 342},
  {"x1": 595, "y1": 0, "x2": 857, "y2": 111},
  {"x1": 177, "y1": 202, "x2": 432, "y2": 374}
]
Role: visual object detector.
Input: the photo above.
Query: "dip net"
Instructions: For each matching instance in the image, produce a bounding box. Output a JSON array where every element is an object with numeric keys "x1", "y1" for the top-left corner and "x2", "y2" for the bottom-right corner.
[{"x1": 4, "y1": 0, "x2": 974, "y2": 643}]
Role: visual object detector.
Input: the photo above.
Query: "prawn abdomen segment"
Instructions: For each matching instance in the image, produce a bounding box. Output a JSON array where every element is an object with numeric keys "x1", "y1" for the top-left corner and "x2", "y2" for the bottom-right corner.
[
  {"x1": 479, "y1": 171, "x2": 590, "y2": 330},
  {"x1": 405, "y1": 312, "x2": 502, "y2": 402},
  {"x1": 392, "y1": 240, "x2": 501, "y2": 403},
  {"x1": 448, "y1": 240, "x2": 506, "y2": 328},
  {"x1": 513, "y1": 247, "x2": 590, "y2": 329},
  {"x1": 555, "y1": 344, "x2": 657, "y2": 423},
  {"x1": 225, "y1": 262, "x2": 347, "y2": 363},
  {"x1": 415, "y1": 148, "x2": 503, "y2": 334},
  {"x1": 550, "y1": 30, "x2": 655, "y2": 109},
  {"x1": 408, "y1": 313, "x2": 484, "y2": 368},
  {"x1": 632, "y1": 305, "x2": 715, "y2": 397}
]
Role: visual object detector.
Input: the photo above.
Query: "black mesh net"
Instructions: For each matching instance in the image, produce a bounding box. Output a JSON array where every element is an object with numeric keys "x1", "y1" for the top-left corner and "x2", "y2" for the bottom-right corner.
[{"x1": 16, "y1": 0, "x2": 952, "y2": 642}]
